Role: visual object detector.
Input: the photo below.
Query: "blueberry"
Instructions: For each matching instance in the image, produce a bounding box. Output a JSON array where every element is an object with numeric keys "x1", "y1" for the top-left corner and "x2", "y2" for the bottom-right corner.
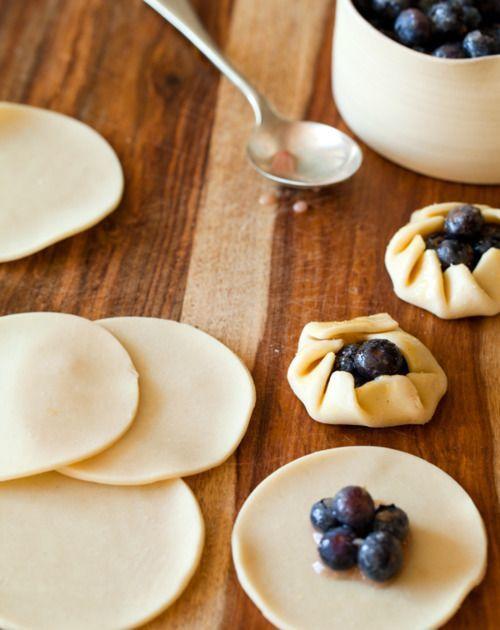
[
  {"x1": 373, "y1": 504, "x2": 410, "y2": 541},
  {"x1": 463, "y1": 29, "x2": 497, "y2": 56},
  {"x1": 444, "y1": 204, "x2": 484, "y2": 238},
  {"x1": 372, "y1": 0, "x2": 412, "y2": 20},
  {"x1": 428, "y1": 2, "x2": 465, "y2": 37},
  {"x1": 353, "y1": 0, "x2": 374, "y2": 16},
  {"x1": 425, "y1": 232, "x2": 446, "y2": 248},
  {"x1": 333, "y1": 343, "x2": 359, "y2": 373},
  {"x1": 354, "y1": 339, "x2": 409, "y2": 380},
  {"x1": 395, "y1": 9, "x2": 432, "y2": 46},
  {"x1": 358, "y1": 531, "x2": 404, "y2": 582},
  {"x1": 318, "y1": 526, "x2": 358, "y2": 571},
  {"x1": 332, "y1": 486, "x2": 375, "y2": 533},
  {"x1": 473, "y1": 223, "x2": 500, "y2": 262},
  {"x1": 433, "y1": 41, "x2": 467, "y2": 56},
  {"x1": 485, "y1": 25, "x2": 500, "y2": 49},
  {"x1": 481, "y1": 222, "x2": 500, "y2": 244},
  {"x1": 476, "y1": 0, "x2": 500, "y2": 19},
  {"x1": 310, "y1": 498, "x2": 338, "y2": 532},
  {"x1": 417, "y1": 0, "x2": 437, "y2": 12},
  {"x1": 333, "y1": 343, "x2": 366, "y2": 387},
  {"x1": 436, "y1": 239, "x2": 475, "y2": 269},
  {"x1": 462, "y1": 5, "x2": 482, "y2": 28}
]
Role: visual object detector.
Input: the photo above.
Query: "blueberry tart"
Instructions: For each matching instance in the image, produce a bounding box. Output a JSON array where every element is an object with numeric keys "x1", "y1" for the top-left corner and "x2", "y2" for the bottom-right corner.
[
  {"x1": 386, "y1": 203, "x2": 500, "y2": 318},
  {"x1": 287, "y1": 313, "x2": 447, "y2": 427}
]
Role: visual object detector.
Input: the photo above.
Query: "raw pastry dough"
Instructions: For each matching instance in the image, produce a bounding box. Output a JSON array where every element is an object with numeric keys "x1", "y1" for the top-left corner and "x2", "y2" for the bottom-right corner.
[
  {"x1": 385, "y1": 202, "x2": 500, "y2": 319},
  {"x1": 62, "y1": 317, "x2": 256, "y2": 484},
  {"x1": 0, "y1": 102, "x2": 123, "y2": 262},
  {"x1": 0, "y1": 312, "x2": 139, "y2": 480},
  {"x1": 232, "y1": 446, "x2": 487, "y2": 630},
  {"x1": 287, "y1": 313, "x2": 447, "y2": 427},
  {"x1": 0, "y1": 472, "x2": 204, "y2": 630}
]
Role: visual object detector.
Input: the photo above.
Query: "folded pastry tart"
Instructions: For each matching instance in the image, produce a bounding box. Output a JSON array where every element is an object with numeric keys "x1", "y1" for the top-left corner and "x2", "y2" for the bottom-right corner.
[
  {"x1": 385, "y1": 202, "x2": 500, "y2": 319},
  {"x1": 287, "y1": 313, "x2": 447, "y2": 428}
]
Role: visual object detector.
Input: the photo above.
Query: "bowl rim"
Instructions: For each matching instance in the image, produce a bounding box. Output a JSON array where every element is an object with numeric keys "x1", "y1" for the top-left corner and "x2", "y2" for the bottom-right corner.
[{"x1": 342, "y1": 0, "x2": 500, "y2": 66}]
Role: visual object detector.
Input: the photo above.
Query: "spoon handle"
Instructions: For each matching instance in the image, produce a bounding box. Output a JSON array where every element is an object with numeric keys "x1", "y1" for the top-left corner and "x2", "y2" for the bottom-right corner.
[{"x1": 143, "y1": 0, "x2": 267, "y2": 124}]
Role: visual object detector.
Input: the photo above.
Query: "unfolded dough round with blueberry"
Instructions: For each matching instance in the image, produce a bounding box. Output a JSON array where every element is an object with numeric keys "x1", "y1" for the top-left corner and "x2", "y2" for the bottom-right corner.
[
  {"x1": 232, "y1": 446, "x2": 487, "y2": 630},
  {"x1": 0, "y1": 102, "x2": 123, "y2": 262},
  {"x1": 61, "y1": 317, "x2": 256, "y2": 484},
  {"x1": 288, "y1": 313, "x2": 447, "y2": 427},
  {"x1": 0, "y1": 312, "x2": 139, "y2": 480},
  {"x1": 0, "y1": 472, "x2": 204, "y2": 630},
  {"x1": 385, "y1": 203, "x2": 500, "y2": 319}
]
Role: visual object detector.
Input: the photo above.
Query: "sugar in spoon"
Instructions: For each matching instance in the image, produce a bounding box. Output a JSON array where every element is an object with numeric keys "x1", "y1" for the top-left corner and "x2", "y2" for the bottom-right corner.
[{"x1": 143, "y1": 0, "x2": 362, "y2": 188}]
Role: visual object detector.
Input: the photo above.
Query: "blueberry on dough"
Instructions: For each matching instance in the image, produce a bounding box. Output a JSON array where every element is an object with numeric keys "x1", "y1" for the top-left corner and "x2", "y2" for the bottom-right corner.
[
  {"x1": 310, "y1": 498, "x2": 338, "y2": 532},
  {"x1": 318, "y1": 526, "x2": 359, "y2": 571},
  {"x1": 436, "y1": 238, "x2": 475, "y2": 269},
  {"x1": 354, "y1": 339, "x2": 409, "y2": 380},
  {"x1": 425, "y1": 232, "x2": 446, "y2": 249},
  {"x1": 395, "y1": 8, "x2": 432, "y2": 46},
  {"x1": 358, "y1": 531, "x2": 404, "y2": 582},
  {"x1": 333, "y1": 343, "x2": 366, "y2": 387},
  {"x1": 473, "y1": 223, "x2": 500, "y2": 262},
  {"x1": 332, "y1": 486, "x2": 376, "y2": 533},
  {"x1": 444, "y1": 204, "x2": 484, "y2": 239},
  {"x1": 373, "y1": 504, "x2": 410, "y2": 541}
]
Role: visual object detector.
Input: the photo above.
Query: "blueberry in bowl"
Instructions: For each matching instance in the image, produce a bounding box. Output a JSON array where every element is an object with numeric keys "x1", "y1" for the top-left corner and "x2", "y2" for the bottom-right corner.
[
  {"x1": 333, "y1": 0, "x2": 500, "y2": 184},
  {"x1": 352, "y1": 0, "x2": 500, "y2": 57}
]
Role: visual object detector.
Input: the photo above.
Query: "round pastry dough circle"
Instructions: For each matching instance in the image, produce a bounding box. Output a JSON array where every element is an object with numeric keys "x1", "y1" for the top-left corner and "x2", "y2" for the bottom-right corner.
[
  {"x1": 0, "y1": 472, "x2": 204, "y2": 630},
  {"x1": 0, "y1": 102, "x2": 123, "y2": 262},
  {"x1": 232, "y1": 447, "x2": 487, "y2": 630},
  {"x1": 0, "y1": 312, "x2": 139, "y2": 480},
  {"x1": 61, "y1": 317, "x2": 256, "y2": 484}
]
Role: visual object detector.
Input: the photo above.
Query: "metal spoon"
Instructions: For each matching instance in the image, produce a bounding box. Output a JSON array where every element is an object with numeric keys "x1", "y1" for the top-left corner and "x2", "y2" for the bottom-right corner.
[{"x1": 143, "y1": 0, "x2": 362, "y2": 188}]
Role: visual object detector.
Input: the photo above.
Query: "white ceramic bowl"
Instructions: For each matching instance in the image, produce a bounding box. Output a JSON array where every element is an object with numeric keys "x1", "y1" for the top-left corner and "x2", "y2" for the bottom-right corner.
[{"x1": 333, "y1": 0, "x2": 500, "y2": 184}]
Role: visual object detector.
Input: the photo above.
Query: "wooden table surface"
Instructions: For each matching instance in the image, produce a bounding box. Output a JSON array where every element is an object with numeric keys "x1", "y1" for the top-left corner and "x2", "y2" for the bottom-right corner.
[{"x1": 0, "y1": 0, "x2": 498, "y2": 628}]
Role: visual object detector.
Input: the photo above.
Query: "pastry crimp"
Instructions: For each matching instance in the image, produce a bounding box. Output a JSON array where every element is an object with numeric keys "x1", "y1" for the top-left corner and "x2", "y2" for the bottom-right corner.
[{"x1": 288, "y1": 313, "x2": 447, "y2": 428}]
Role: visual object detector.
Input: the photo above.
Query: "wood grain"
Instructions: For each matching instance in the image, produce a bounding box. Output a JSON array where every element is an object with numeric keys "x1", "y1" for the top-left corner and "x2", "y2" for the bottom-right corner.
[{"x1": 0, "y1": 1, "x2": 498, "y2": 629}]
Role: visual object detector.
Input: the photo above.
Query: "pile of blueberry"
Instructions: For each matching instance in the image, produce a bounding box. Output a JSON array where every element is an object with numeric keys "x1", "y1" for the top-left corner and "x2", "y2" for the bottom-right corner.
[
  {"x1": 332, "y1": 338, "x2": 409, "y2": 388},
  {"x1": 311, "y1": 486, "x2": 409, "y2": 582},
  {"x1": 425, "y1": 204, "x2": 500, "y2": 270},
  {"x1": 354, "y1": 0, "x2": 500, "y2": 57}
]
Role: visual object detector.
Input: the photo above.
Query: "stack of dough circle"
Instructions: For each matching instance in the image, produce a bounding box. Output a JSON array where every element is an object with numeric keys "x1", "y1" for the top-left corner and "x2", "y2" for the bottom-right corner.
[
  {"x1": 385, "y1": 202, "x2": 500, "y2": 319},
  {"x1": 0, "y1": 312, "x2": 259, "y2": 625},
  {"x1": 232, "y1": 446, "x2": 487, "y2": 630},
  {"x1": 0, "y1": 312, "x2": 139, "y2": 480},
  {"x1": 287, "y1": 313, "x2": 447, "y2": 427},
  {"x1": 0, "y1": 472, "x2": 204, "y2": 630},
  {"x1": 0, "y1": 102, "x2": 124, "y2": 262},
  {"x1": 62, "y1": 317, "x2": 256, "y2": 484}
]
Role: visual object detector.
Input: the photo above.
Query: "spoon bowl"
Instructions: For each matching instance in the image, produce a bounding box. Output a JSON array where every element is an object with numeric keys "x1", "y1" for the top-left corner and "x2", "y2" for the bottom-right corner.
[
  {"x1": 144, "y1": 0, "x2": 363, "y2": 189},
  {"x1": 248, "y1": 118, "x2": 362, "y2": 188}
]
